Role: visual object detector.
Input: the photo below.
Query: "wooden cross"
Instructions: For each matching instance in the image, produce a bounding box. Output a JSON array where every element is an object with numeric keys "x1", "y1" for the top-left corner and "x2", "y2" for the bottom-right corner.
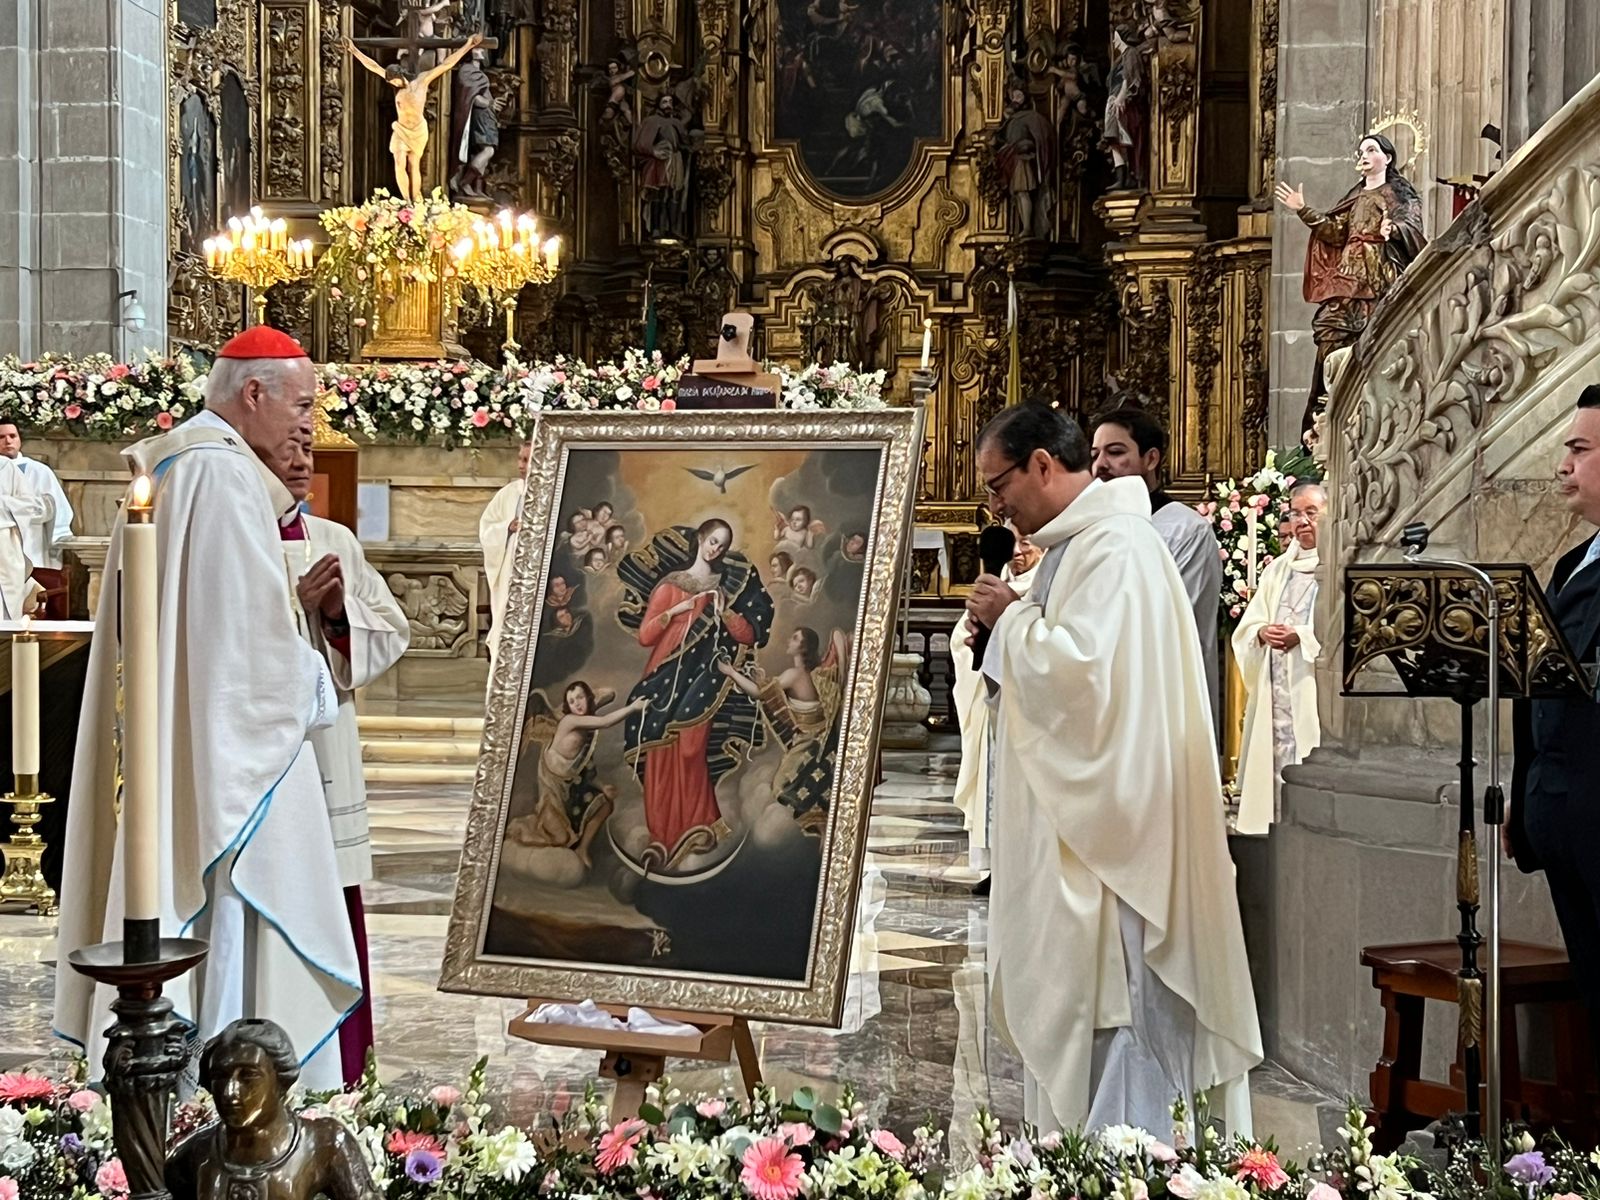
[{"x1": 353, "y1": 1, "x2": 498, "y2": 76}]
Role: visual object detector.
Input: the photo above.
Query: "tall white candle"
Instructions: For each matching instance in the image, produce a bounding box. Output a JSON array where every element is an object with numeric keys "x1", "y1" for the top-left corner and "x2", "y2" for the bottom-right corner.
[
  {"x1": 1245, "y1": 507, "x2": 1258, "y2": 593},
  {"x1": 123, "y1": 475, "x2": 160, "y2": 923},
  {"x1": 11, "y1": 618, "x2": 38, "y2": 780},
  {"x1": 920, "y1": 318, "x2": 933, "y2": 370}
]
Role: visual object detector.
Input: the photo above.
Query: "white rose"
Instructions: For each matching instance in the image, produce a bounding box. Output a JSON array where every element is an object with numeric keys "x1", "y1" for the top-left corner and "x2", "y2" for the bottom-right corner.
[
  {"x1": 0, "y1": 1106, "x2": 24, "y2": 1146},
  {"x1": 0, "y1": 1138, "x2": 35, "y2": 1171}
]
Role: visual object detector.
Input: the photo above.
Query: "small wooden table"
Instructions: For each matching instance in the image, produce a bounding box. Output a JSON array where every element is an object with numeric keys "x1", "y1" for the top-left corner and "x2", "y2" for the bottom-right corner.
[{"x1": 1361, "y1": 939, "x2": 1596, "y2": 1147}]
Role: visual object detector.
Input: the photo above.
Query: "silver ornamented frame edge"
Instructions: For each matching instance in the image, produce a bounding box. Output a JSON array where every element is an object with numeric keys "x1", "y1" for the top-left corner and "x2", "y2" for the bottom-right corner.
[{"x1": 439, "y1": 407, "x2": 925, "y2": 1027}]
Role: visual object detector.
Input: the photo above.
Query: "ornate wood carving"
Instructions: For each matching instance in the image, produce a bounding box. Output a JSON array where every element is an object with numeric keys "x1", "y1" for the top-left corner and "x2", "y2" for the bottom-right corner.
[{"x1": 262, "y1": 6, "x2": 310, "y2": 199}]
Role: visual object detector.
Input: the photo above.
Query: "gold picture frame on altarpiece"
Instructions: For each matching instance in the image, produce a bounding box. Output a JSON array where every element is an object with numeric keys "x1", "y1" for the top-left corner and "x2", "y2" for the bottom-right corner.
[{"x1": 441, "y1": 408, "x2": 923, "y2": 1026}]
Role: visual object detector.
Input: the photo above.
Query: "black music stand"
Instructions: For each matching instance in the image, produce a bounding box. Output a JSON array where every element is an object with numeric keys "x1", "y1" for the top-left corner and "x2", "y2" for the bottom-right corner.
[{"x1": 1344, "y1": 559, "x2": 1592, "y2": 1145}]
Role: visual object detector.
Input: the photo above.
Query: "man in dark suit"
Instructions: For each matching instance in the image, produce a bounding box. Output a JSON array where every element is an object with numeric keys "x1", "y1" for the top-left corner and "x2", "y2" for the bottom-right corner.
[{"x1": 1511, "y1": 384, "x2": 1600, "y2": 1071}]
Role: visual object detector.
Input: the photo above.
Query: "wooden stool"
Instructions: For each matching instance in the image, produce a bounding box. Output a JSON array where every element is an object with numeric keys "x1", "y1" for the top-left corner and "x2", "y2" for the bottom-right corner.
[{"x1": 1361, "y1": 940, "x2": 1597, "y2": 1148}]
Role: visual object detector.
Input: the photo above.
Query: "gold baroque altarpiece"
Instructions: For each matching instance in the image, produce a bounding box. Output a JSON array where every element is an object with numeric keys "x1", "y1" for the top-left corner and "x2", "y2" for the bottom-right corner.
[{"x1": 167, "y1": 0, "x2": 1282, "y2": 554}]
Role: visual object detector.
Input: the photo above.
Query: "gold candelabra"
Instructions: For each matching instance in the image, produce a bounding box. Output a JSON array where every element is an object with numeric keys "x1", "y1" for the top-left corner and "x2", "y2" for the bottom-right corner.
[
  {"x1": 451, "y1": 209, "x2": 562, "y2": 354},
  {"x1": 204, "y1": 206, "x2": 316, "y2": 327}
]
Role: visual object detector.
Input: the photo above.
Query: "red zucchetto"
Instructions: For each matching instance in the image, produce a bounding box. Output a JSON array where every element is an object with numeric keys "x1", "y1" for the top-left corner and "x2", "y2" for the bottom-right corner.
[{"x1": 216, "y1": 326, "x2": 310, "y2": 360}]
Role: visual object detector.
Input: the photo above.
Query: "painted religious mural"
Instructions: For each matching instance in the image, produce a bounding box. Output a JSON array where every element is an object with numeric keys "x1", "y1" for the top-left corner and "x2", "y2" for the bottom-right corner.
[{"x1": 771, "y1": 0, "x2": 945, "y2": 198}]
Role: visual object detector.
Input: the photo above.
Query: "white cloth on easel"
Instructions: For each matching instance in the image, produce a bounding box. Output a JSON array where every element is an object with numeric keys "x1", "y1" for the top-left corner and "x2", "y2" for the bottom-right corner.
[{"x1": 528, "y1": 1000, "x2": 700, "y2": 1038}]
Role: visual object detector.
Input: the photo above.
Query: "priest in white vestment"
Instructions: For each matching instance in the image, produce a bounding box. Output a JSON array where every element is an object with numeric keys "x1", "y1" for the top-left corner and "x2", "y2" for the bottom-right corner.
[
  {"x1": 1091, "y1": 407, "x2": 1223, "y2": 729},
  {"x1": 53, "y1": 327, "x2": 361, "y2": 1091},
  {"x1": 950, "y1": 531, "x2": 1041, "y2": 866},
  {"x1": 0, "y1": 452, "x2": 51, "y2": 618},
  {"x1": 0, "y1": 419, "x2": 74, "y2": 617},
  {"x1": 278, "y1": 440, "x2": 410, "y2": 1082},
  {"x1": 967, "y1": 403, "x2": 1262, "y2": 1135},
  {"x1": 1233, "y1": 482, "x2": 1326, "y2": 836},
  {"x1": 481, "y1": 439, "x2": 532, "y2": 662}
]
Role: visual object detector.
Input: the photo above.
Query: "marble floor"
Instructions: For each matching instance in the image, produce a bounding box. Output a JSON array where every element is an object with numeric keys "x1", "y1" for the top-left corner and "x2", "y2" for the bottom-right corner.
[{"x1": 0, "y1": 737, "x2": 1334, "y2": 1160}]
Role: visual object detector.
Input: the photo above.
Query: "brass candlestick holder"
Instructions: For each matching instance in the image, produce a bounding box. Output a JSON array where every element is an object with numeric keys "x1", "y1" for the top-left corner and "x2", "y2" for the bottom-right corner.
[
  {"x1": 0, "y1": 771, "x2": 55, "y2": 915},
  {"x1": 451, "y1": 210, "x2": 561, "y2": 355},
  {"x1": 204, "y1": 207, "x2": 316, "y2": 327}
]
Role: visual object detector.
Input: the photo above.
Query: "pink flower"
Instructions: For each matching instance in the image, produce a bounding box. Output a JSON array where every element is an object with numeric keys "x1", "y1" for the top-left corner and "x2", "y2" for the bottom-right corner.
[
  {"x1": 642, "y1": 375, "x2": 660, "y2": 391},
  {"x1": 471, "y1": 408, "x2": 491, "y2": 428},
  {"x1": 387, "y1": 1130, "x2": 444, "y2": 1157},
  {"x1": 597, "y1": 1121, "x2": 646, "y2": 1174},
  {"x1": 63, "y1": 404, "x2": 82, "y2": 420},
  {"x1": 0, "y1": 1178, "x2": 16, "y2": 1200},
  {"x1": 155, "y1": 412, "x2": 174, "y2": 430},
  {"x1": 108, "y1": 364, "x2": 131, "y2": 381},
  {"x1": 398, "y1": 208, "x2": 415, "y2": 223},
  {"x1": 661, "y1": 399, "x2": 677, "y2": 412},
  {"x1": 696, "y1": 1099, "x2": 727, "y2": 1119},
  {"x1": 541, "y1": 1170, "x2": 561, "y2": 1193},
  {"x1": 67, "y1": 1089, "x2": 101, "y2": 1113},
  {"x1": 0, "y1": 1071, "x2": 55, "y2": 1102},
  {"x1": 1235, "y1": 1148, "x2": 1290, "y2": 1192},
  {"x1": 779, "y1": 1122, "x2": 815, "y2": 1147},
  {"x1": 741, "y1": 1138, "x2": 806, "y2": 1200},
  {"x1": 95, "y1": 1160, "x2": 129, "y2": 1199},
  {"x1": 1306, "y1": 1186, "x2": 1341, "y2": 1200},
  {"x1": 1219, "y1": 519, "x2": 1233, "y2": 532},
  {"x1": 338, "y1": 378, "x2": 358, "y2": 394},
  {"x1": 429, "y1": 1085, "x2": 461, "y2": 1107},
  {"x1": 870, "y1": 1129, "x2": 906, "y2": 1160},
  {"x1": 1148, "y1": 1141, "x2": 1177, "y2": 1164}
]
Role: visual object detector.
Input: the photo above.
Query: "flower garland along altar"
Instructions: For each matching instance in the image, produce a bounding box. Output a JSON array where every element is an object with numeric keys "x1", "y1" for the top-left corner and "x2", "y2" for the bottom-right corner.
[
  {"x1": 0, "y1": 352, "x2": 888, "y2": 448},
  {"x1": 0, "y1": 1060, "x2": 1590, "y2": 1200}
]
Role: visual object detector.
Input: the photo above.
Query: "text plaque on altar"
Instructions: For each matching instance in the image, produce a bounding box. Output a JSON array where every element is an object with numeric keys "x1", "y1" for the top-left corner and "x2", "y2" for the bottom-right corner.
[{"x1": 674, "y1": 373, "x2": 779, "y2": 410}]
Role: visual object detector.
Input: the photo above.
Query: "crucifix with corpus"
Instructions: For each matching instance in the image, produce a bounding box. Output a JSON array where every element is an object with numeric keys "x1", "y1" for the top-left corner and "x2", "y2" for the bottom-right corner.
[{"x1": 344, "y1": 1, "x2": 500, "y2": 201}]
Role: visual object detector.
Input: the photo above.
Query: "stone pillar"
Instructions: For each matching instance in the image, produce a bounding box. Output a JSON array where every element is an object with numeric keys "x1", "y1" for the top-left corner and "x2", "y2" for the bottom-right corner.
[
  {"x1": 1503, "y1": 0, "x2": 1600, "y2": 154},
  {"x1": 1266, "y1": 0, "x2": 1368, "y2": 448},
  {"x1": 0, "y1": 0, "x2": 166, "y2": 358}
]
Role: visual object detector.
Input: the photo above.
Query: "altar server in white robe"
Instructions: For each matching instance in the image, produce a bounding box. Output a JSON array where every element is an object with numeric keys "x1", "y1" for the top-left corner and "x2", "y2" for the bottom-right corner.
[
  {"x1": 480, "y1": 438, "x2": 532, "y2": 662},
  {"x1": 0, "y1": 419, "x2": 74, "y2": 617},
  {"x1": 967, "y1": 403, "x2": 1262, "y2": 1135},
  {"x1": 277, "y1": 439, "x2": 410, "y2": 1083},
  {"x1": 53, "y1": 326, "x2": 360, "y2": 1091},
  {"x1": 0, "y1": 450, "x2": 51, "y2": 618},
  {"x1": 1090, "y1": 406, "x2": 1223, "y2": 728},
  {"x1": 1232, "y1": 481, "x2": 1326, "y2": 836},
  {"x1": 950, "y1": 531, "x2": 1041, "y2": 860}
]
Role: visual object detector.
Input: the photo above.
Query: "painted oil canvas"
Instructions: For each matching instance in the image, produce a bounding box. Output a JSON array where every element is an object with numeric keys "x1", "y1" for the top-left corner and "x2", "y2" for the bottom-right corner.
[{"x1": 442, "y1": 409, "x2": 921, "y2": 1025}]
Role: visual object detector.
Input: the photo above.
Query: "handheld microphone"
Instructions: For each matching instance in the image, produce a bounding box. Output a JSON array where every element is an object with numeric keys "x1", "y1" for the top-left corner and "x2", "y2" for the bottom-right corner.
[{"x1": 969, "y1": 524, "x2": 1017, "y2": 665}]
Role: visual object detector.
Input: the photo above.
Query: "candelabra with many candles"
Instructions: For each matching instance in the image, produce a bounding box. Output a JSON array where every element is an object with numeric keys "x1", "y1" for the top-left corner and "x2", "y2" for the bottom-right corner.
[
  {"x1": 452, "y1": 210, "x2": 562, "y2": 355},
  {"x1": 203, "y1": 207, "x2": 316, "y2": 327}
]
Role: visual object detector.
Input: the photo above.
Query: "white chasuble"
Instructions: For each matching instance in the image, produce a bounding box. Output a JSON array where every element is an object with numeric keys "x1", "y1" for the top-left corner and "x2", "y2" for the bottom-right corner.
[
  {"x1": 950, "y1": 558, "x2": 1039, "y2": 850},
  {"x1": 480, "y1": 478, "x2": 522, "y2": 661},
  {"x1": 0, "y1": 455, "x2": 51, "y2": 617},
  {"x1": 53, "y1": 411, "x2": 361, "y2": 1091},
  {"x1": 294, "y1": 514, "x2": 410, "y2": 886},
  {"x1": 1231, "y1": 544, "x2": 1321, "y2": 837},
  {"x1": 984, "y1": 476, "x2": 1262, "y2": 1135}
]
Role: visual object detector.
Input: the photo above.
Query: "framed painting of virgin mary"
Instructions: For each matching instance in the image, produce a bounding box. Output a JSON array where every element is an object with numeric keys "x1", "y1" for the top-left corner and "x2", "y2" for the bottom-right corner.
[{"x1": 441, "y1": 408, "x2": 921, "y2": 1025}]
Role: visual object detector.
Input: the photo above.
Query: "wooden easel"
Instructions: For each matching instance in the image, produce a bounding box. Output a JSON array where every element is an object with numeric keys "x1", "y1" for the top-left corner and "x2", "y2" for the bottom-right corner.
[{"x1": 508, "y1": 1001, "x2": 762, "y2": 1118}]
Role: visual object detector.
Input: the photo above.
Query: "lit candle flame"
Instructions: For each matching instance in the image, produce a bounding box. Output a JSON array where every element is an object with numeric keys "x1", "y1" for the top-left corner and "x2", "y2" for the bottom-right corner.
[{"x1": 130, "y1": 474, "x2": 154, "y2": 511}]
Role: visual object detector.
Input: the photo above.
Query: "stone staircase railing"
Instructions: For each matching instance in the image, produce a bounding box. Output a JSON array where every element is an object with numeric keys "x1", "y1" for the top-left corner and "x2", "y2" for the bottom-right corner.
[{"x1": 1315, "y1": 70, "x2": 1600, "y2": 747}]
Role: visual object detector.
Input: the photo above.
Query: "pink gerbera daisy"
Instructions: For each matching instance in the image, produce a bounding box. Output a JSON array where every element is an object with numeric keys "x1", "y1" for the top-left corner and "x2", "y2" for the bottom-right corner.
[
  {"x1": 597, "y1": 1121, "x2": 646, "y2": 1175},
  {"x1": 386, "y1": 1130, "x2": 444, "y2": 1158},
  {"x1": 0, "y1": 1072, "x2": 55, "y2": 1102},
  {"x1": 741, "y1": 1138, "x2": 806, "y2": 1200},
  {"x1": 1235, "y1": 1148, "x2": 1290, "y2": 1192}
]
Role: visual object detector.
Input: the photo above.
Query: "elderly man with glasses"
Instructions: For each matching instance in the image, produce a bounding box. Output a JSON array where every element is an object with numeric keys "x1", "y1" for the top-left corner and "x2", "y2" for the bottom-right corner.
[{"x1": 1231, "y1": 481, "x2": 1327, "y2": 836}]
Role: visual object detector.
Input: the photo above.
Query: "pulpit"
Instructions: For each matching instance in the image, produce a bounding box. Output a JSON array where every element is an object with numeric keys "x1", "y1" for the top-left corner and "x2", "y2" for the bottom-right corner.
[{"x1": 1343, "y1": 556, "x2": 1591, "y2": 1145}]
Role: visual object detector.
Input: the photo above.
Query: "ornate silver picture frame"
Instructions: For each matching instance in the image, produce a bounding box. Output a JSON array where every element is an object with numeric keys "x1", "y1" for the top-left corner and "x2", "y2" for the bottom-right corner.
[{"x1": 441, "y1": 408, "x2": 922, "y2": 1025}]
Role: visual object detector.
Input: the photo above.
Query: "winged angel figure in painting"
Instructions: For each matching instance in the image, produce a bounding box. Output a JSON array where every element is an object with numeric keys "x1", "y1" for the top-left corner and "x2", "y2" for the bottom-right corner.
[{"x1": 718, "y1": 628, "x2": 850, "y2": 836}]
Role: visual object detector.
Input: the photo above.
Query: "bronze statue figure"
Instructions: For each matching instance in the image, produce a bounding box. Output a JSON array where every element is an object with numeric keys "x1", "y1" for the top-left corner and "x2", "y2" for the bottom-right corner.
[
  {"x1": 1276, "y1": 131, "x2": 1426, "y2": 433},
  {"x1": 166, "y1": 1019, "x2": 381, "y2": 1200}
]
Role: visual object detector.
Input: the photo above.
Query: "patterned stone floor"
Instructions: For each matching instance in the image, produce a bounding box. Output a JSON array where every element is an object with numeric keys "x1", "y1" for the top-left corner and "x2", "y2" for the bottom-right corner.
[{"x1": 0, "y1": 737, "x2": 1333, "y2": 1162}]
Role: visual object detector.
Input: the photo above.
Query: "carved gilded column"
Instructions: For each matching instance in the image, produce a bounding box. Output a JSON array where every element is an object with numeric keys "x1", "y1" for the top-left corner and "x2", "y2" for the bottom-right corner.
[
  {"x1": 1249, "y1": 0, "x2": 1279, "y2": 206},
  {"x1": 1142, "y1": 27, "x2": 1202, "y2": 236}
]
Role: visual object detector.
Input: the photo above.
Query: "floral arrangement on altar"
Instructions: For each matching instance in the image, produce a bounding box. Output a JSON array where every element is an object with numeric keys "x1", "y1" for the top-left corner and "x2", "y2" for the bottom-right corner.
[
  {"x1": 0, "y1": 352, "x2": 888, "y2": 449},
  {"x1": 314, "y1": 190, "x2": 478, "y2": 327},
  {"x1": 5, "y1": 1055, "x2": 1600, "y2": 1200},
  {"x1": 1195, "y1": 447, "x2": 1322, "y2": 634}
]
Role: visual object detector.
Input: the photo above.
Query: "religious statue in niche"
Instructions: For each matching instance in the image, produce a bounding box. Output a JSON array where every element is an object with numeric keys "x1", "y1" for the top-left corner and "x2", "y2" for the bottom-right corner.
[
  {"x1": 449, "y1": 43, "x2": 503, "y2": 198},
  {"x1": 1101, "y1": 23, "x2": 1149, "y2": 192},
  {"x1": 1276, "y1": 132, "x2": 1425, "y2": 433},
  {"x1": 344, "y1": 31, "x2": 484, "y2": 201},
  {"x1": 633, "y1": 93, "x2": 697, "y2": 241},
  {"x1": 994, "y1": 81, "x2": 1055, "y2": 240}
]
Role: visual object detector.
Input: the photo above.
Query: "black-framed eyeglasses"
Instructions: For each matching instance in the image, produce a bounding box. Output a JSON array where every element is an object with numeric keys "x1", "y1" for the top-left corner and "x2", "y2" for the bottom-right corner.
[{"x1": 983, "y1": 461, "x2": 1022, "y2": 498}]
